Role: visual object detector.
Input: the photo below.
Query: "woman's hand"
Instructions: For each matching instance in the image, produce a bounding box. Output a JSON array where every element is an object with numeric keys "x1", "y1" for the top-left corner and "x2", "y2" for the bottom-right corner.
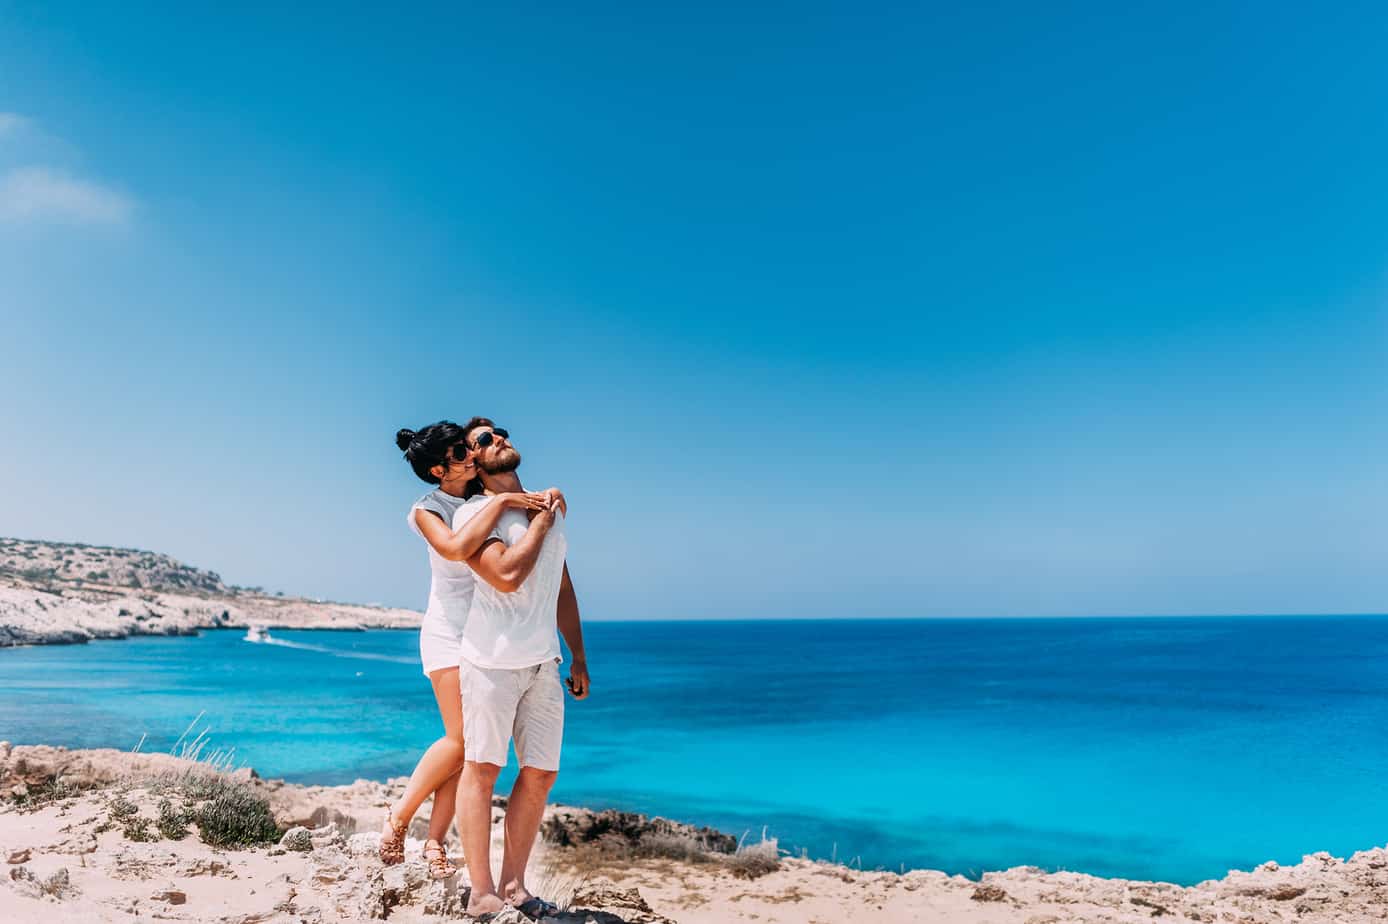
[
  {"x1": 543, "y1": 487, "x2": 567, "y2": 517},
  {"x1": 499, "y1": 492, "x2": 551, "y2": 512}
]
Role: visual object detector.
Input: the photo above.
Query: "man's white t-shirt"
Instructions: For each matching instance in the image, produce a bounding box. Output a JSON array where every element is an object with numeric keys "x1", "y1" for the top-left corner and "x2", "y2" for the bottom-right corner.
[{"x1": 453, "y1": 494, "x2": 567, "y2": 670}]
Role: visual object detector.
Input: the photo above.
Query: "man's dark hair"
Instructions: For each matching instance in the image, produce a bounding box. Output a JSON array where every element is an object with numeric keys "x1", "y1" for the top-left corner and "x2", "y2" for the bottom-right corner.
[
  {"x1": 459, "y1": 416, "x2": 496, "y2": 447},
  {"x1": 394, "y1": 420, "x2": 467, "y2": 485}
]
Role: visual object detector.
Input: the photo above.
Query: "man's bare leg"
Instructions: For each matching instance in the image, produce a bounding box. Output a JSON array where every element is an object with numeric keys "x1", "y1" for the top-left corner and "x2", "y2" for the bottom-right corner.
[
  {"x1": 499, "y1": 766, "x2": 558, "y2": 905},
  {"x1": 458, "y1": 761, "x2": 505, "y2": 915}
]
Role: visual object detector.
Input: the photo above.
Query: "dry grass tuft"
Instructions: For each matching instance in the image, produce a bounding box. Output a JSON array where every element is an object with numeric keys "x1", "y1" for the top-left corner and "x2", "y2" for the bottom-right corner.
[
  {"x1": 635, "y1": 830, "x2": 716, "y2": 863},
  {"x1": 530, "y1": 852, "x2": 591, "y2": 913},
  {"x1": 726, "y1": 828, "x2": 782, "y2": 880}
]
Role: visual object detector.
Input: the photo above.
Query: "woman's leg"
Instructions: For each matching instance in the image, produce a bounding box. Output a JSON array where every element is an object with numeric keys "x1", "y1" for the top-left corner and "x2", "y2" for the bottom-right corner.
[
  {"x1": 386, "y1": 667, "x2": 466, "y2": 835},
  {"x1": 425, "y1": 668, "x2": 465, "y2": 842}
]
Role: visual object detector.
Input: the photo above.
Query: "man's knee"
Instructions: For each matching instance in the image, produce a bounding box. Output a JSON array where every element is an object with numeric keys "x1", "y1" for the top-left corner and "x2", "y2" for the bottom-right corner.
[
  {"x1": 465, "y1": 761, "x2": 503, "y2": 785},
  {"x1": 518, "y1": 765, "x2": 558, "y2": 789}
]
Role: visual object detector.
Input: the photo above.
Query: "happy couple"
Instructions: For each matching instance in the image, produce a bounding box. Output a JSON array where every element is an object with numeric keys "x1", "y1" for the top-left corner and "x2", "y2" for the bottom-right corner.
[{"x1": 388, "y1": 417, "x2": 589, "y2": 920}]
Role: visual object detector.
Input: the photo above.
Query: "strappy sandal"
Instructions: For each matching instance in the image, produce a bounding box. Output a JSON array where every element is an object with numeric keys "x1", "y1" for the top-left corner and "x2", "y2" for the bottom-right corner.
[
  {"x1": 422, "y1": 838, "x2": 458, "y2": 879},
  {"x1": 378, "y1": 811, "x2": 408, "y2": 865}
]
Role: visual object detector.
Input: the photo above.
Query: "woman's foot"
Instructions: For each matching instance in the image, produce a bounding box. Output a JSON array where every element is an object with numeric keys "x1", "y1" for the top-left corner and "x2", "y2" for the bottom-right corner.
[
  {"x1": 422, "y1": 838, "x2": 458, "y2": 879},
  {"x1": 378, "y1": 810, "x2": 408, "y2": 865}
]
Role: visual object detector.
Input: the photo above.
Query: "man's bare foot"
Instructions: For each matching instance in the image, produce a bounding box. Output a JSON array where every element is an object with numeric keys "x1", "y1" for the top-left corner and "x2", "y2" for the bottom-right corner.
[
  {"x1": 502, "y1": 882, "x2": 534, "y2": 905},
  {"x1": 466, "y1": 891, "x2": 506, "y2": 917},
  {"x1": 504, "y1": 884, "x2": 558, "y2": 919}
]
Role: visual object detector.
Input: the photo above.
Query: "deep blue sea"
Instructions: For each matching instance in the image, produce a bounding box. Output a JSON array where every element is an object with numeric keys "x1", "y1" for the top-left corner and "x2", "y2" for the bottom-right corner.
[{"x1": 2, "y1": 617, "x2": 1386, "y2": 885}]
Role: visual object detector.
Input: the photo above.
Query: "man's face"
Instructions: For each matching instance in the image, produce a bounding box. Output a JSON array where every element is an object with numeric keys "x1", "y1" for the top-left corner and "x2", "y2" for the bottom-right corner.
[{"x1": 470, "y1": 425, "x2": 521, "y2": 475}]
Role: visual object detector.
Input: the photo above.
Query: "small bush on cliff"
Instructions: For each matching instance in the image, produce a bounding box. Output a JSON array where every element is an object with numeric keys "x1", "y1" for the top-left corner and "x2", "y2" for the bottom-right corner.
[
  {"x1": 12, "y1": 775, "x2": 88, "y2": 812},
  {"x1": 157, "y1": 799, "x2": 190, "y2": 840},
  {"x1": 108, "y1": 794, "x2": 139, "y2": 818},
  {"x1": 123, "y1": 814, "x2": 156, "y2": 842},
  {"x1": 188, "y1": 777, "x2": 278, "y2": 848},
  {"x1": 727, "y1": 829, "x2": 781, "y2": 880},
  {"x1": 636, "y1": 831, "x2": 714, "y2": 863}
]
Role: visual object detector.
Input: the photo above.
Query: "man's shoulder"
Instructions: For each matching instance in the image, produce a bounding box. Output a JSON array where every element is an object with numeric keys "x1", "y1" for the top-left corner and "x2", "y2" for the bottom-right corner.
[{"x1": 452, "y1": 494, "x2": 493, "y2": 526}]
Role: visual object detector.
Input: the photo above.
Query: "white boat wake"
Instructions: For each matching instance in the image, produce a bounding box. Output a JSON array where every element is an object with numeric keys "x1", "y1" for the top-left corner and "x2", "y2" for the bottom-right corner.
[{"x1": 244, "y1": 633, "x2": 414, "y2": 664}]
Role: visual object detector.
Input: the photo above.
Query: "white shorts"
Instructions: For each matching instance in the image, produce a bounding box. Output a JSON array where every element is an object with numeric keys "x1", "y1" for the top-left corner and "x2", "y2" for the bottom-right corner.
[
  {"x1": 419, "y1": 612, "x2": 463, "y2": 676},
  {"x1": 459, "y1": 659, "x2": 565, "y2": 771}
]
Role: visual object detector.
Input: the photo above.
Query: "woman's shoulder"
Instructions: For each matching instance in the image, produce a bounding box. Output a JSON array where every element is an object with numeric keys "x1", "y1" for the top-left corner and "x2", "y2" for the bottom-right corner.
[
  {"x1": 411, "y1": 490, "x2": 443, "y2": 512},
  {"x1": 413, "y1": 489, "x2": 469, "y2": 519}
]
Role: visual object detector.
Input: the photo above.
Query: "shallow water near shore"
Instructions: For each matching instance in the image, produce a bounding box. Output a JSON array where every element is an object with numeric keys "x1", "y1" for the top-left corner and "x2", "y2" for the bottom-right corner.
[{"x1": 2, "y1": 616, "x2": 1387, "y2": 884}]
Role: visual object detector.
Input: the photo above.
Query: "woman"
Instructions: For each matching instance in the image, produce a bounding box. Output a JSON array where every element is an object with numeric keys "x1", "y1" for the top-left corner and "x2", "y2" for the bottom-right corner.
[{"x1": 388, "y1": 420, "x2": 564, "y2": 878}]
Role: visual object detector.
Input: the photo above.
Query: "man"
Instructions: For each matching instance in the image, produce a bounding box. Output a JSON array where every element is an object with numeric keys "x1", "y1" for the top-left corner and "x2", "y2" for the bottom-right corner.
[{"x1": 451, "y1": 417, "x2": 590, "y2": 920}]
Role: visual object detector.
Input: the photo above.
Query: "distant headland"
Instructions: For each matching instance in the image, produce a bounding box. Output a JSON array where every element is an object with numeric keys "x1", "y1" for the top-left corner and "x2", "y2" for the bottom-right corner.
[{"x1": 0, "y1": 537, "x2": 419, "y2": 647}]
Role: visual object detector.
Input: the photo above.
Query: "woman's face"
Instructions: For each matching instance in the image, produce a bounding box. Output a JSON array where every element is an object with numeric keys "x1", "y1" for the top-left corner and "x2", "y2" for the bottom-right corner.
[{"x1": 434, "y1": 441, "x2": 478, "y2": 483}]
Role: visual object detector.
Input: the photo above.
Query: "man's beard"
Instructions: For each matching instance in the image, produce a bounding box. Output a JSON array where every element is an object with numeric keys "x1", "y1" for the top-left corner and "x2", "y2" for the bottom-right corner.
[{"x1": 478, "y1": 447, "x2": 521, "y2": 475}]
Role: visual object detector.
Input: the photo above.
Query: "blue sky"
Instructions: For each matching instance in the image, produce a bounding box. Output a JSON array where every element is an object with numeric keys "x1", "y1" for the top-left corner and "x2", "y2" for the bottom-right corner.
[{"x1": 1, "y1": 2, "x2": 1385, "y2": 618}]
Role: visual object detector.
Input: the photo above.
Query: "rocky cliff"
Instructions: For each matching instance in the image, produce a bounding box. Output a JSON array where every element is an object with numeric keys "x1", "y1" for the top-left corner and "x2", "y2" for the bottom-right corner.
[{"x1": 0, "y1": 537, "x2": 418, "y2": 647}]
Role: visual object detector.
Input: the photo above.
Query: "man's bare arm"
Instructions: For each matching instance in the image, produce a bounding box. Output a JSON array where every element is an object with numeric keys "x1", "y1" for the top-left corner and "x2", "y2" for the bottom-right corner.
[
  {"x1": 557, "y1": 563, "x2": 589, "y2": 698},
  {"x1": 465, "y1": 508, "x2": 555, "y2": 593}
]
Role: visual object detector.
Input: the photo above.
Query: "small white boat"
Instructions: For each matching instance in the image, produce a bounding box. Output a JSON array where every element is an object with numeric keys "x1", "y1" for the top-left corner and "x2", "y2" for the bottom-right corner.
[{"x1": 245, "y1": 623, "x2": 271, "y2": 643}]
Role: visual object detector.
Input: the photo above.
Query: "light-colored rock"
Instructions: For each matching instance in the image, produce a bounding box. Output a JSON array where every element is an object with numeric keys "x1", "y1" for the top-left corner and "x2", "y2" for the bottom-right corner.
[
  {"x1": 150, "y1": 886, "x2": 187, "y2": 904},
  {"x1": 280, "y1": 826, "x2": 313, "y2": 852},
  {"x1": 309, "y1": 821, "x2": 346, "y2": 849},
  {"x1": 4, "y1": 745, "x2": 1388, "y2": 924},
  {"x1": 347, "y1": 832, "x2": 382, "y2": 857},
  {"x1": 7, "y1": 847, "x2": 31, "y2": 864}
]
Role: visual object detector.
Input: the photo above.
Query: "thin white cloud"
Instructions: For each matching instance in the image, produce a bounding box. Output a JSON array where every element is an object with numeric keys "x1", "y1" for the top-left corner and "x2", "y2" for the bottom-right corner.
[
  {"x1": 0, "y1": 113, "x2": 27, "y2": 137},
  {"x1": 0, "y1": 166, "x2": 134, "y2": 226}
]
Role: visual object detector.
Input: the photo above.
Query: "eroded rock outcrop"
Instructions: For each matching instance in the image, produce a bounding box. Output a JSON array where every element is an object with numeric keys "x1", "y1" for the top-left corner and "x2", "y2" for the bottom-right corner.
[{"x1": 0, "y1": 537, "x2": 420, "y2": 647}]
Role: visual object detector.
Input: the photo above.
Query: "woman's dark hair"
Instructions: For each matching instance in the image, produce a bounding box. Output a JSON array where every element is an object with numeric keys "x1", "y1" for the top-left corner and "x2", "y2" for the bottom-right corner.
[{"x1": 395, "y1": 420, "x2": 467, "y2": 485}]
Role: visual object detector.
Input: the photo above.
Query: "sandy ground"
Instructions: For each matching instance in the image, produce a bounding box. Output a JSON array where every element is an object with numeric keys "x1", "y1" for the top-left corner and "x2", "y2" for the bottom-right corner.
[{"x1": 3, "y1": 745, "x2": 1387, "y2": 923}]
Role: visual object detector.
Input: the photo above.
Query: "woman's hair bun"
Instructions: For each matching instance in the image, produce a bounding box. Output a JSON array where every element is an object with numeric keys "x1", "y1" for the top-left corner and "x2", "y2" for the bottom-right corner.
[{"x1": 396, "y1": 420, "x2": 465, "y2": 485}]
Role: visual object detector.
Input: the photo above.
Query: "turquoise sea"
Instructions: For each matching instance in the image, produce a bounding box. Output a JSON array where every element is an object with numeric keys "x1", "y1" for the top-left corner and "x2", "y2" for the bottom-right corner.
[{"x1": 2, "y1": 617, "x2": 1386, "y2": 885}]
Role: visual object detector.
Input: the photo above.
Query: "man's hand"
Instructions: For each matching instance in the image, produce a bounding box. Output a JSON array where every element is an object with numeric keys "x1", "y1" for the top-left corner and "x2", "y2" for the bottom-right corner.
[
  {"x1": 544, "y1": 487, "x2": 567, "y2": 517},
  {"x1": 565, "y1": 660, "x2": 590, "y2": 700}
]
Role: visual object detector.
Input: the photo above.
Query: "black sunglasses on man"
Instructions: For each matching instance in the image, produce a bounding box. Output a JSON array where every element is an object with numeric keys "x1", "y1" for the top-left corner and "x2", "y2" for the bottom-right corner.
[{"x1": 472, "y1": 427, "x2": 508, "y2": 449}]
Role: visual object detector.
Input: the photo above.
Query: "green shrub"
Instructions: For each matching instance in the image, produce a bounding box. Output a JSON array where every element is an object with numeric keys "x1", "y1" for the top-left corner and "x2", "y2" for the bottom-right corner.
[
  {"x1": 157, "y1": 799, "x2": 190, "y2": 840},
  {"x1": 12, "y1": 776, "x2": 86, "y2": 811},
  {"x1": 123, "y1": 815, "x2": 156, "y2": 842},
  {"x1": 189, "y1": 778, "x2": 279, "y2": 848},
  {"x1": 109, "y1": 794, "x2": 139, "y2": 818}
]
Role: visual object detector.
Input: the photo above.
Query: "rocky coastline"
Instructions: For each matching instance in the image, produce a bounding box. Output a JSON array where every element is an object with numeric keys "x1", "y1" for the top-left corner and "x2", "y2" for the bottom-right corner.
[
  {"x1": 0, "y1": 537, "x2": 418, "y2": 647},
  {"x1": 3, "y1": 744, "x2": 1387, "y2": 923}
]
